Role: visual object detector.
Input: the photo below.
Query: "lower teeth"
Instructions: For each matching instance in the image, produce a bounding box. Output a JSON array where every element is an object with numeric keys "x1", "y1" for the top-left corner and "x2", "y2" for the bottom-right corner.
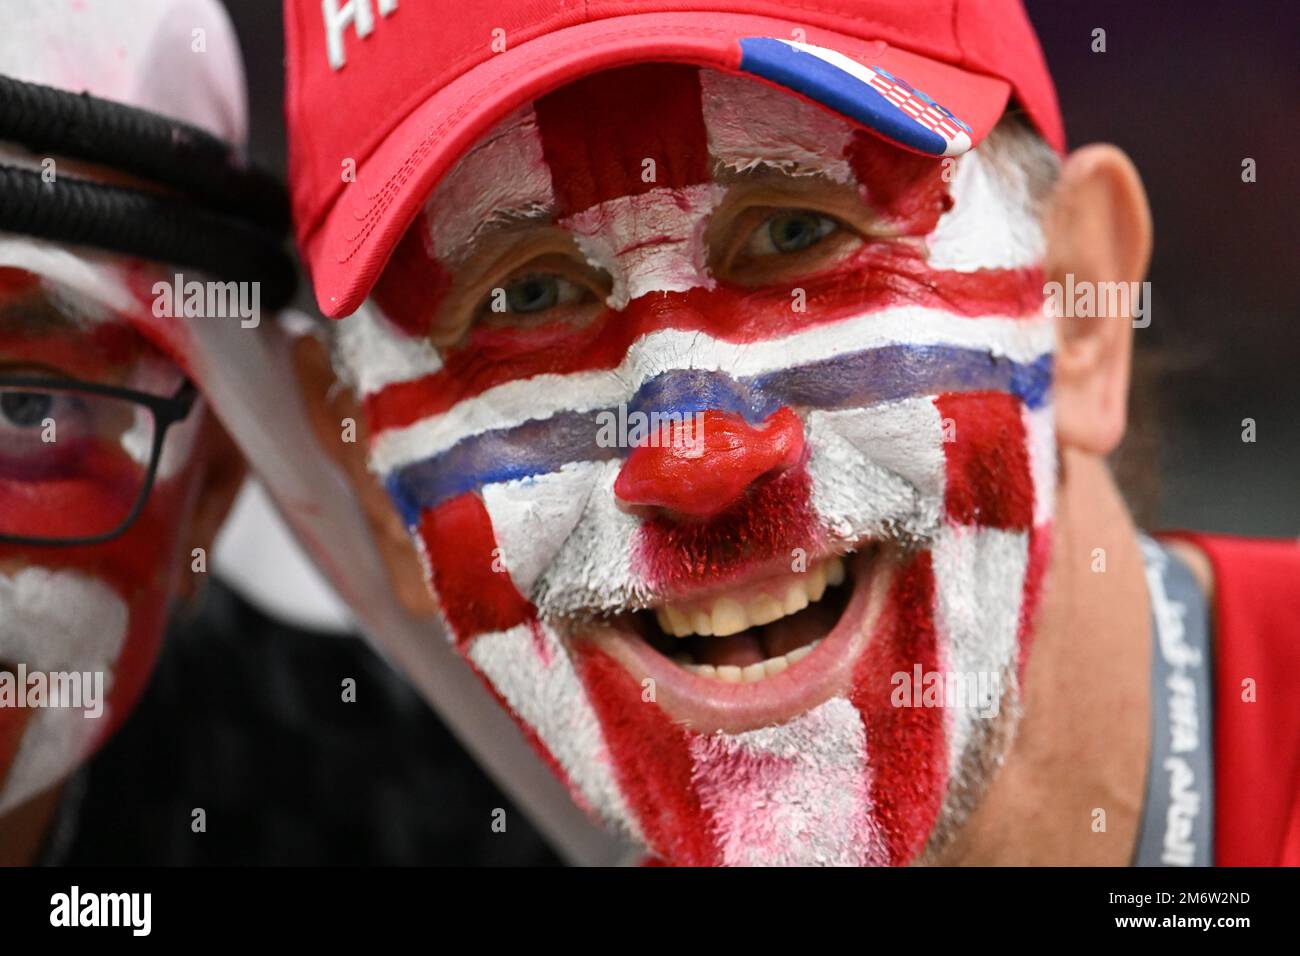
[{"x1": 676, "y1": 639, "x2": 822, "y2": 683}]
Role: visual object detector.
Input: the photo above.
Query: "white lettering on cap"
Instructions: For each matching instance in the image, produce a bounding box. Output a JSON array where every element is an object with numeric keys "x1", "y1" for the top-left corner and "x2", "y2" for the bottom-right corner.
[{"x1": 322, "y1": 0, "x2": 398, "y2": 71}]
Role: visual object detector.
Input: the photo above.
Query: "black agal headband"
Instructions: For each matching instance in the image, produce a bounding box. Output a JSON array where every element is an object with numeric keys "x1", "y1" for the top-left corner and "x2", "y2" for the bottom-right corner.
[{"x1": 0, "y1": 73, "x2": 296, "y2": 309}]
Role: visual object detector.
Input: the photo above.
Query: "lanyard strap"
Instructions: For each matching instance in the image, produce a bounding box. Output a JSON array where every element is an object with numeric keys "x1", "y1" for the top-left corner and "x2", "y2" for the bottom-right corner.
[{"x1": 1132, "y1": 534, "x2": 1215, "y2": 866}]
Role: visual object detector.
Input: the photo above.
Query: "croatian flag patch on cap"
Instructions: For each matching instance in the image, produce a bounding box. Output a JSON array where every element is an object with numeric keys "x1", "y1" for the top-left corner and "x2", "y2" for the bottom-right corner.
[{"x1": 738, "y1": 37, "x2": 974, "y2": 157}]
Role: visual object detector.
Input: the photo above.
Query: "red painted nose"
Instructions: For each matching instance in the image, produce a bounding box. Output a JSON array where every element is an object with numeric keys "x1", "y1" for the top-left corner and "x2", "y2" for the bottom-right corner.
[{"x1": 614, "y1": 407, "x2": 805, "y2": 519}]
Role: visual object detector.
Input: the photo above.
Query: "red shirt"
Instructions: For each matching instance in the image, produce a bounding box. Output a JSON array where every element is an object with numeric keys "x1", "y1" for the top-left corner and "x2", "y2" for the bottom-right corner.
[{"x1": 1167, "y1": 533, "x2": 1300, "y2": 866}]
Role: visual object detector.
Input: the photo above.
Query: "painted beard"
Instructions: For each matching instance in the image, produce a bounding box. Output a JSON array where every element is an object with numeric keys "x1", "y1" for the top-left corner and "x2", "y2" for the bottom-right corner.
[
  {"x1": 0, "y1": 277, "x2": 206, "y2": 813},
  {"x1": 337, "y1": 66, "x2": 1056, "y2": 865}
]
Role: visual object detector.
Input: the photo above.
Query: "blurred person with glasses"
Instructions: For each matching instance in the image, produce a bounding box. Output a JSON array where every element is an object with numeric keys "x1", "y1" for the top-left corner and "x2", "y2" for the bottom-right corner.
[
  {"x1": 0, "y1": 270, "x2": 244, "y2": 864},
  {"x1": 0, "y1": 0, "x2": 274, "y2": 863}
]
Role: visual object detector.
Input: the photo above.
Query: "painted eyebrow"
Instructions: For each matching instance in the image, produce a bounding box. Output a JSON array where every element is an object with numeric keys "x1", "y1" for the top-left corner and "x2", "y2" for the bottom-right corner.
[
  {"x1": 710, "y1": 160, "x2": 852, "y2": 188},
  {"x1": 0, "y1": 278, "x2": 126, "y2": 340},
  {"x1": 452, "y1": 204, "x2": 558, "y2": 263},
  {"x1": 0, "y1": 291, "x2": 74, "y2": 333}
]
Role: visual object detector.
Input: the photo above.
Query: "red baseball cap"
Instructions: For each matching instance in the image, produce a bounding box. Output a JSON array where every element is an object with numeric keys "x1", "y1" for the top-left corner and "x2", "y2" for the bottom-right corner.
[{"x1": 285, "y1": 0, "x2": 1064, "y2": 318}]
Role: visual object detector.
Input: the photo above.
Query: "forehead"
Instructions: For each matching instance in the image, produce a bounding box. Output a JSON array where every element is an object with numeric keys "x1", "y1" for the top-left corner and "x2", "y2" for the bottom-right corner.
[
  {"x1": 0, "y1": 268, "x2": 152, "y2": 379},
  {"x1": 427, "y1": 65, "x2": 860, "y2": 262}
]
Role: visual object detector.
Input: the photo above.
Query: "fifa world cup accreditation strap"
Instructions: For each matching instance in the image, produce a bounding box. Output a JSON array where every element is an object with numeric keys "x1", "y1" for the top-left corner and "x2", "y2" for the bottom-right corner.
[{"x1": 1133, "y1": 535, "x2": 1213, "y2": 867}]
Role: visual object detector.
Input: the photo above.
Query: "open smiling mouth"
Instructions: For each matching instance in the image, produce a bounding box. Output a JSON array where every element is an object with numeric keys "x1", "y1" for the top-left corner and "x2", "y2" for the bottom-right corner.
[
  {"x1": 641, "y1": 555, "x2": 852, "y2": 682},
  {"x1": 586, "y1": 546, "x2": 894, "y2": 734}
]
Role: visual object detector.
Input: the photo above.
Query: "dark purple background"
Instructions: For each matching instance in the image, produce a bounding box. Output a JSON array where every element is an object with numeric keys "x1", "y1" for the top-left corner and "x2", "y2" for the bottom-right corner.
[
  {"x1": 1024, "y1": 1, "x2": 1298, "y2": 535},
  {"x1": 223, "y1": 0, "x2": 1299, "y2": 536}
]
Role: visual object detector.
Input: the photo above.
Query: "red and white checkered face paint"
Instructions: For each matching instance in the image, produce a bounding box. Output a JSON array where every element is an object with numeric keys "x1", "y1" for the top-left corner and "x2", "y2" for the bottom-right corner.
[{"x1": 335, "y1": 65, "x2": 1056, "y2": 865}]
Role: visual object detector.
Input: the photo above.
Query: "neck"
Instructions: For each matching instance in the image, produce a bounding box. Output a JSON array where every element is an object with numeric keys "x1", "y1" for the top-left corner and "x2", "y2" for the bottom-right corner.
[
  {"x1": 0, "y1": 784, "x2": 62, "y2": 866},
  {"x1": 937, "y1": 448, "x2": 1152, "y2": 864}
]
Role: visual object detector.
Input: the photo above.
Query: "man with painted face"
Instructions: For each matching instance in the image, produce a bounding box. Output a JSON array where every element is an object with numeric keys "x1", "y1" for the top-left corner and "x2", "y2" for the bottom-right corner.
[
  {"x1": 0, "y1": 0, "x2": 268, "y2": 863},
  {"x1": 276, "y1": 0, "x2": 1300, "y2": 865}
]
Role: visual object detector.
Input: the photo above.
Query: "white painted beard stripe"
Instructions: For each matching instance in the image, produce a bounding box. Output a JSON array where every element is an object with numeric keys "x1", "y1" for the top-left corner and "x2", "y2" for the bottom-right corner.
[
  {"x1": 466, "y1": 621, "x2": 643, "y2": 845},
  {"x1": 1, "y1": 698, "x2": 108, "y2": 815},
  {"x1": 426, "y1": 104, "x2": 555, "y2": 262},
  {"x1": 368, "y1": 307, "x2": 1054, "y2": 474},
  {"x1": 0, "y1": 568, "x2": 127, "y2": 672},
  {"x1": 930, "y1": 525, "x2": 1030, "y2": 776},
  {"x1": 0, "y1": 568, "x2": 127, "y2": 814},
  {"x1": 688, "y1": 696, "x2": 888, "y2": 866},
  {"x1": 564, "y1": 183, "x2": 726, "y2": 310}
]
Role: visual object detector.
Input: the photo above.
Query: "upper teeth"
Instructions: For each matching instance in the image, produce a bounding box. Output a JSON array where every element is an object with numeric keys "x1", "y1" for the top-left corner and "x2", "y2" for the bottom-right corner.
[{"x1": 654, "y1": 556, "x2": 846, "y2": 638}]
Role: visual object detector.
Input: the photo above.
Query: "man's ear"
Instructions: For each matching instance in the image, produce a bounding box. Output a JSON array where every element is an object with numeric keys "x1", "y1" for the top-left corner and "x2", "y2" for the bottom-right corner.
[
  {"x1": 290, "y1": 330, "x2": 441, "y2": 617},
  {"x1": 1044, "y1": 144, "x2": 1152, "y2": 456},
  {"x1": 178, "y1": 414, "x2": 244, "y2": 600}
]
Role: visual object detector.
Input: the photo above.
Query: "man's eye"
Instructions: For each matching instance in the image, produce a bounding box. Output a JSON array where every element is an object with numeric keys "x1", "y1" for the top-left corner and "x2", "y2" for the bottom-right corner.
[
  {"x1": 746, "y1": 211, "x2": 840, "y2": 257},
  {"x1": 0, "y1": 389, "x2": 96, "y2": 433},
  {"x1": 490, "y1": 274, "x2": 587, "y2": 316},
  {"x1": 0, "y1": 389, "x2": 55, "y2": 428}
]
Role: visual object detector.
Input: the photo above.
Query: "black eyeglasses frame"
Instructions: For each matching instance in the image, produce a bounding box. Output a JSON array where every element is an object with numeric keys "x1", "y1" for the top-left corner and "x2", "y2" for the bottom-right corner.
[{"x1": 0, "y1": 374, "x2": 199, "y2": 547}]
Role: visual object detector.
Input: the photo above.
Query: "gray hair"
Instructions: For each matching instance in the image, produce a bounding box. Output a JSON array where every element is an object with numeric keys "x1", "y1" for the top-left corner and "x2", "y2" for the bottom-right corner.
[{"x1": 979, "y1": 112, "x2": 1061, "y2": 220}]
